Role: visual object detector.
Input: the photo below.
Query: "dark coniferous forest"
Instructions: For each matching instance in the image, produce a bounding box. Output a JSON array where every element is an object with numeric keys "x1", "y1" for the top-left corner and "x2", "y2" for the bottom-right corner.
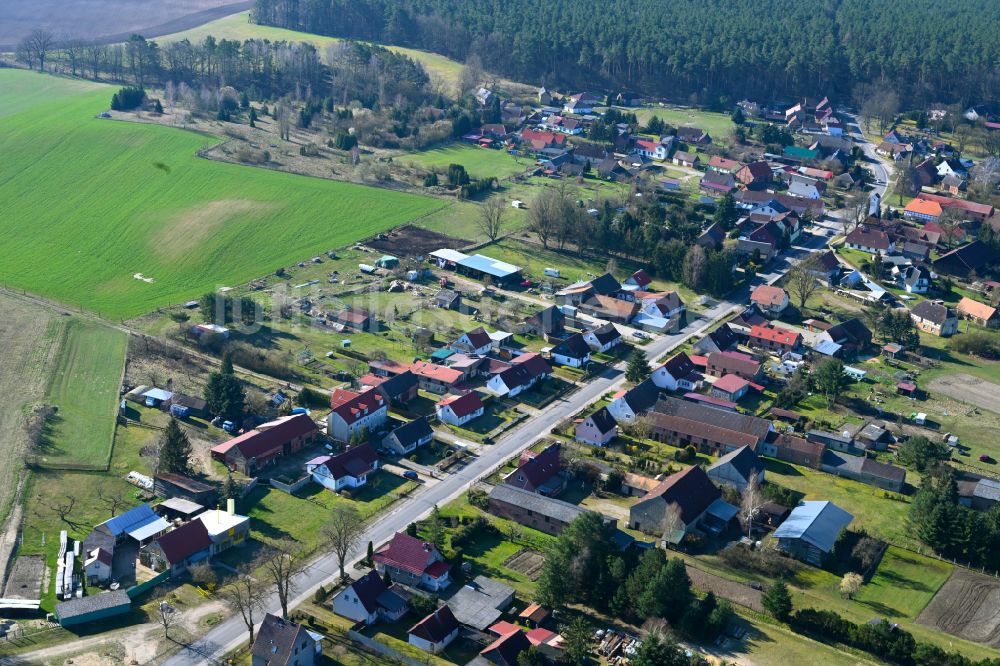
[{"x1": 251, "y1": 0, "x2": 1000, "y2": 107}]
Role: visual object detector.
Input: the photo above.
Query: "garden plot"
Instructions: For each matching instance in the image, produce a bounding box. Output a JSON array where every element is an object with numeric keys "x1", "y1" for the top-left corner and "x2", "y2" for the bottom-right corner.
[
  {"x1": 917, "y1": 568, "x2": 1000, "y2": 648},
  {"x1": 502, "y1": 548, "x2": 546, "y2": 581}
]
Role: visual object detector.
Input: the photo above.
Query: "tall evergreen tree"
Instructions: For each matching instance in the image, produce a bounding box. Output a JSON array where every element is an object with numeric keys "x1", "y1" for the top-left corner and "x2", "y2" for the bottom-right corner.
[
  {"x1": 625, "y1": 349, "x2": 651, "y2": 384},
  {"x1": 158, "y1": 418, "x2": 193, "y2": 474}
]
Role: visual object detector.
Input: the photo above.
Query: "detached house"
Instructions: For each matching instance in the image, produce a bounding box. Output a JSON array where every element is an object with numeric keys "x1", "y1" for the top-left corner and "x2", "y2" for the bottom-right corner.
[
  {"x1": 902, "y1": 265, "x2": 931, "y2": 294},
  {"x1": 956, "y1": 297, "x2": 1000, "y2": 328},
  {"x1": 549, "y1": 333, "x2": 591, "y2": 368},
  {"x1": 410, "y1": 361, "x2": 465, "y2": 395},
  {"x1": 705, "y1": 351, "x2": 762, "y2": 381},
  {"x1": 333, "y1": 570, "x2": 410, "y2": 624},
  {"x1": 583, "y1": 323, "x2": 622, "y2": 352},
  {"x1": 251, "y1": 614, "x2": 322, "y2": 666},
  {"x1": 575, "y1": 407, "x2": 618, "y2": 446},
  {"x1": 504, "y1": 442, "x2": 564, "y2": 495},
  {"x1": 143, "y1": 519, "x2": 213, "y2": 576},
  {"x1": 409, "y1": 606, "x2": 460, "y2": 654},
  {"x1": 652, "y1": 352, "x2": 702, "y2": 392},
  {"x1": 383, "y1": 418, "x2": 434, "y2": 455},
  {"x1": 327, "y1": 388, "x2": 389, "y2": 442},
  {"x1": 910, "y1": 301, "x2": 958, "y2": 336},
  {"x1": 749, "y1": 324, "x2": 802, "y2": 354},
  {"x1": 452, "y1": 327, "x2": 494, "y2": 356},
  {"x1": 845, "y1": 228, "x2": 895, "y2": 255},
  {"x1": 487, "y1": 353, "x2": 551, "y2": 397},
  {"x1": 693, "y1": 324, "x2": 738, "y2": 355},
  {"x1": 607, "y1": 378, "x2": 660, "y2": 424},
  {"x1": 707, "y1": 445, "x2": 765, "y2": 492},
  {"x1": 628, "y1": 465, "x2": 727, "y2": 543},
  {"x1": 523, "y1": 305, "x2": 566, "y2": 339},
  {"x1": 374, "y1": 532, "x2": 452, "y2": 592},
  {"x1": 436, "y1": 392, "x2": 485, "y2": 426},
  {"x1": 634, "y1": 138, "x2": 670, "y2": 161},
  {"x1": 306, "y1": 443, "x2": 379, "y2": 492},
  {"x1": 736, "y1": 161, "x2": 772, "y2": 188},
  {"x1": 750, "y1": 285, "x2": 789, "y2": 316}
]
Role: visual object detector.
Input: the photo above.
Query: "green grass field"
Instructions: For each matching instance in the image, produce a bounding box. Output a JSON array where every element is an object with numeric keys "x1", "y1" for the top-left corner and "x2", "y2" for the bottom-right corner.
[
  {"x1": 37, "y1": 318, "x2": 127, "y2": 467},
  {"x1": 0, "y1": 69, "x2": 444, "y2": 319},
  {"x1": 158, "y1": 11, "x2": 468, "y2": 93},
  {"x1": 403, "y1": 144, "x2": 529, "y2": 180},
  {"x1": 631, "y1": 106, "x2": 736, "y2": 144}
]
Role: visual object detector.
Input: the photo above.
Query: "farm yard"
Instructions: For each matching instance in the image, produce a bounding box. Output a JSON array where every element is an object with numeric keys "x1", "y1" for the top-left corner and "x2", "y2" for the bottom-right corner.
[{"x1": 0, "y1": 69, "x2": 445, "y2": 319}]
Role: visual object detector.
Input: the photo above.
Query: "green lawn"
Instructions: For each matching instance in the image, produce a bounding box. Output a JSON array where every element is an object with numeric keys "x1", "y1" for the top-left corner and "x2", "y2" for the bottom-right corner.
[
  {"x1": 762, "y1": 458, "x2": 916, "y2": 548},
  {"x1": 0, "y1": 69, "x2": 443, "y2": 319},
  {"x1": 629, "y1": 106, "x2": 735, "y2": 144},
  {"x1": 36, "y1": 318, "x2": 128, "y2": 468},
  {"x1": 244, "y1": 471, "x2": 417, "y2": 552},
  {"x1": 156, "y1": 11, "x2": 469, "y2": 93},
  {"x1": 853, "y1": 547, "x2": 952, "y2": 619},
  {"x1": 403, "y1": 144, "x2": 529, "y2": 180}
]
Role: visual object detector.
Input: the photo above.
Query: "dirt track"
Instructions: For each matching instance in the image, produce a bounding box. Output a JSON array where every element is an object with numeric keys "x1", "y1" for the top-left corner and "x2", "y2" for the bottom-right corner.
[
  {"x1": 927, "y1": 373, "x2": 1000, "y2": 415},
  {"x1": 917, "y1": 568, "x2": 1000, "y2": 647}
]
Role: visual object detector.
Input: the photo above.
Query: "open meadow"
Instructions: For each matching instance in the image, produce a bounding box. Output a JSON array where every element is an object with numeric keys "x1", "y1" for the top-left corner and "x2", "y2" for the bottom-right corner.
[
  {"x1": 38, "y1": 318, "x2": 128, "y2": 468},
  {"x1": 402, "y1": 144, "x2": 530, "y2": 180},
  {"x1": 0, "y1": 69, "x2": 444, "y2": 319}
]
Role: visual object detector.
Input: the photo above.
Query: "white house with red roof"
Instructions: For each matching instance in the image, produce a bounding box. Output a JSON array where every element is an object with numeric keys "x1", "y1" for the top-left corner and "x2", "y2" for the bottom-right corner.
[
  {"x1": 306, "y1": 443, "x2": 379, "y2": 491},
  {"x1": 486, "y1": 353, "x2": 551, "y2": 397},
  {"x1": 327, "y1": 388, "x2": 388, "y2": 442},
  {"x1": 374, "y1": 532, "x2": 452, "y2": 591},
  {"x1": 436, "y1": 392, "x2": 485, "y2": 426},
  {"x1": 84, "y1": 548, "x2": 112, "y2": 585},
  {"x1": 622, "y1": 269, "x2": 653, "y2": 291},
  {"x1": 634, "y1": 139, "x2": 669, "y2": 161},
  {"x1": 451, "y1": 327, "x2": 494, "y2": 356}
]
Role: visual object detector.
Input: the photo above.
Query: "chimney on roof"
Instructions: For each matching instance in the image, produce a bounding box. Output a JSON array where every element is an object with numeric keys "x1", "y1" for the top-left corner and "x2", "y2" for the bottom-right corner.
[{"x1": 227, "y1": 498, "x2": 235, "y2": 516}]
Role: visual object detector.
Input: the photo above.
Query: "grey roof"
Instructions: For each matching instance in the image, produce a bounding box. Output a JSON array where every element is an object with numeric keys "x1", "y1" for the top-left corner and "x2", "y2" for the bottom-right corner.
[
  {"x1": 446, "y1": 575, "x2": 515, "y2": 630},
  {"x1": 773, "y1": 501, "x2": 853, "y2": 553},
  {"x1": 622, "y1": 378, "x2": 660, "y2": 414},
  {"x1": 708, "y1": 446, "x2": 762, "y2": 481},
  {"x1": 904, "y1": 265, "x2": 930, "y2": 287},
  {"x1": 825, "y1": 450, "x2": 905, "y2": 484},
  {"x1": 457, "y1": 254, "x2": 521, "y2": 278},
  {"x1": 56, "y1": 590, "x2": 131, "y2": 620},
  {"x1": 911, "y1": 300, "x2": 954, "y2": 325},
  {"x1": 489, "y1": 484, "x2": 592, "y2": 526},
  {"x1": 157, "y1": 498, "x2": 204, "y2": 516},
  {"x1": 585, "y1": 407, "x2": 617, "y2": 434},
  {"x1": 653, "y1": 396, "x2": 771, "y2": 442},
  {"x1": 389, "y1": 417, "x2": 433, "y2": 448},
  {"x1": 252, "y1": 614, "x2": 314, "y2": 665}
]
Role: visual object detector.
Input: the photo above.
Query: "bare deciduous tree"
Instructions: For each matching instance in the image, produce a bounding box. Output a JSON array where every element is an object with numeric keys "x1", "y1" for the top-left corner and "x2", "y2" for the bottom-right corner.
[
  {"x1": 97, "y1": 486, "x2": 128, "y2": 519},
  {"x1": 323, "y1": 505, "x2": 365, "y2": 580},
  {"x1": 740, "y1": 473, "x2": 766, "y2": 539},
  {"x1": 457, "y1": 54, "x2": 484, "y2": 98},
  {"x1": 661, "y1": 502, "x2": 684, "y2": 547},
  {"x1": 787, "y1": 255, "x2": 822, "y2": 309},
  {"x1": 477, "y1": 197, "x2": 507, "y2": 242},
  {"x1": 263, "y1": 540, "x2": 307, "y2": 619},
  {"x1": 529, "y1": 189, "x2": 559, "y2": 249},
  {"x1": 220, "y1": 573, "x2": 267, "y2": 645},
  {"x1": 156, "y1": 599, "x2": 177, "y2": 639},
  {"x1": 17, "y1": 29, "x2": 55, "y2": 71}
]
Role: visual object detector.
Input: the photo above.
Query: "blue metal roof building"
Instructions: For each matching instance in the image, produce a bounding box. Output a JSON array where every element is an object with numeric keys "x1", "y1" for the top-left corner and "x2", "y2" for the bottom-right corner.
[
  {"x1": 99, "y1": 503, "x2": 171, "y2": 543},
  {"x1": 773, "y1": 500, "x2": 853, "y2": 565}
]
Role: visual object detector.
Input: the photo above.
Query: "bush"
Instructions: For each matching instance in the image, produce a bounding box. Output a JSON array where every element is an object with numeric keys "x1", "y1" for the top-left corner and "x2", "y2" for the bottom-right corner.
[
  {"x1": 718, "y1": 543, "x2": 800, "y2": 578},
  {"x1": 110, "y1": 86, "x2": 145, "y2": 111},
  {"x1": 673, "y1": 445, "x2": 697, "y2": 463},
  {"x1": 951, "y1": 332, "x2": 1000, "y2": 359},
  {"x1": 332, "y1": 132, "x2": 357, "y2": 150}
]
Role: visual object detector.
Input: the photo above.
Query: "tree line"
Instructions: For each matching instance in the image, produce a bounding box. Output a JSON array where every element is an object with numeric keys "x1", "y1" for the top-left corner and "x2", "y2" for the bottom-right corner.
[{"x1": 250, "y1": 0, "x2": 1000, "y2": 108}]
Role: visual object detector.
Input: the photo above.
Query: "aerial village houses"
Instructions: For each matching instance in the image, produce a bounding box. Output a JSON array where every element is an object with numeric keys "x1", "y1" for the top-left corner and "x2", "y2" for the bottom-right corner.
[
  {"x1": 956, "y1": 297, "x2": 1000, "y2": 328},
  {"x1": 251, "y1": 614, "x2": 323, "y2": 666},
  {"x1": 383, "y1": 417, "x2": 434, "y2": 455},
  {"x1": 373, "y1": 532, "x2": 452, "y2": 591},
  {"x1": 327, "y1": 388, "x2": 389, "y2": 442},
  {"x1": 706, "y1": 446, "x2": 765, "y2": 492},
  {"x1": 549, "y1": 332, "x2": 591, "y2": 368},
  {"x1": 607, "y1": 378, "x2": 660, "y2": 424},
  {"x1": 435, "y1": 391, "x2": 485, "y2": 426},
  {"x1": 652, "y1": 352, "x2": 703, "y2": 392},
  {"x1": 750, "y1": 285, "x2": 789, "y2": 316},
  {"x1": 306, "y1": 443, "x2": 379, "y2": 491},
  {"x1": 583, "y1": 323, "x2": 622, "y2": 352},
  {"x1": 504, "y1": 442, "x2": 564, "y2": 495},
  {"x1": 910, "y1": 301, "x2": 959, "y2": 337},
  {"x1": 646, "y1": 396, "x2": 771, "y2": 455},
  {"x1": 575, "y1": 407, "x2": 617, "y2": 446},
  {"x1": 332, "y1": 570, "x2": 410, "y2": 625},
  {"x1": 488, "y1": 484, "x2": 596, "y2": 536},
  {"x1": 211, "y1": 413, "x2": 318, "y2": 476},
  {"x1": 629, "y1": 465, "x2": 734, "y2": 543},
  {"x1": 408, "y1": 605, "x2": 461, "y2": 654},
  {"x1": 749, "y1": 324, "x2": 802, "y2": 354},
  {"x1": 705, "y1": 351, "x2": 762, "y2": 381}
]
